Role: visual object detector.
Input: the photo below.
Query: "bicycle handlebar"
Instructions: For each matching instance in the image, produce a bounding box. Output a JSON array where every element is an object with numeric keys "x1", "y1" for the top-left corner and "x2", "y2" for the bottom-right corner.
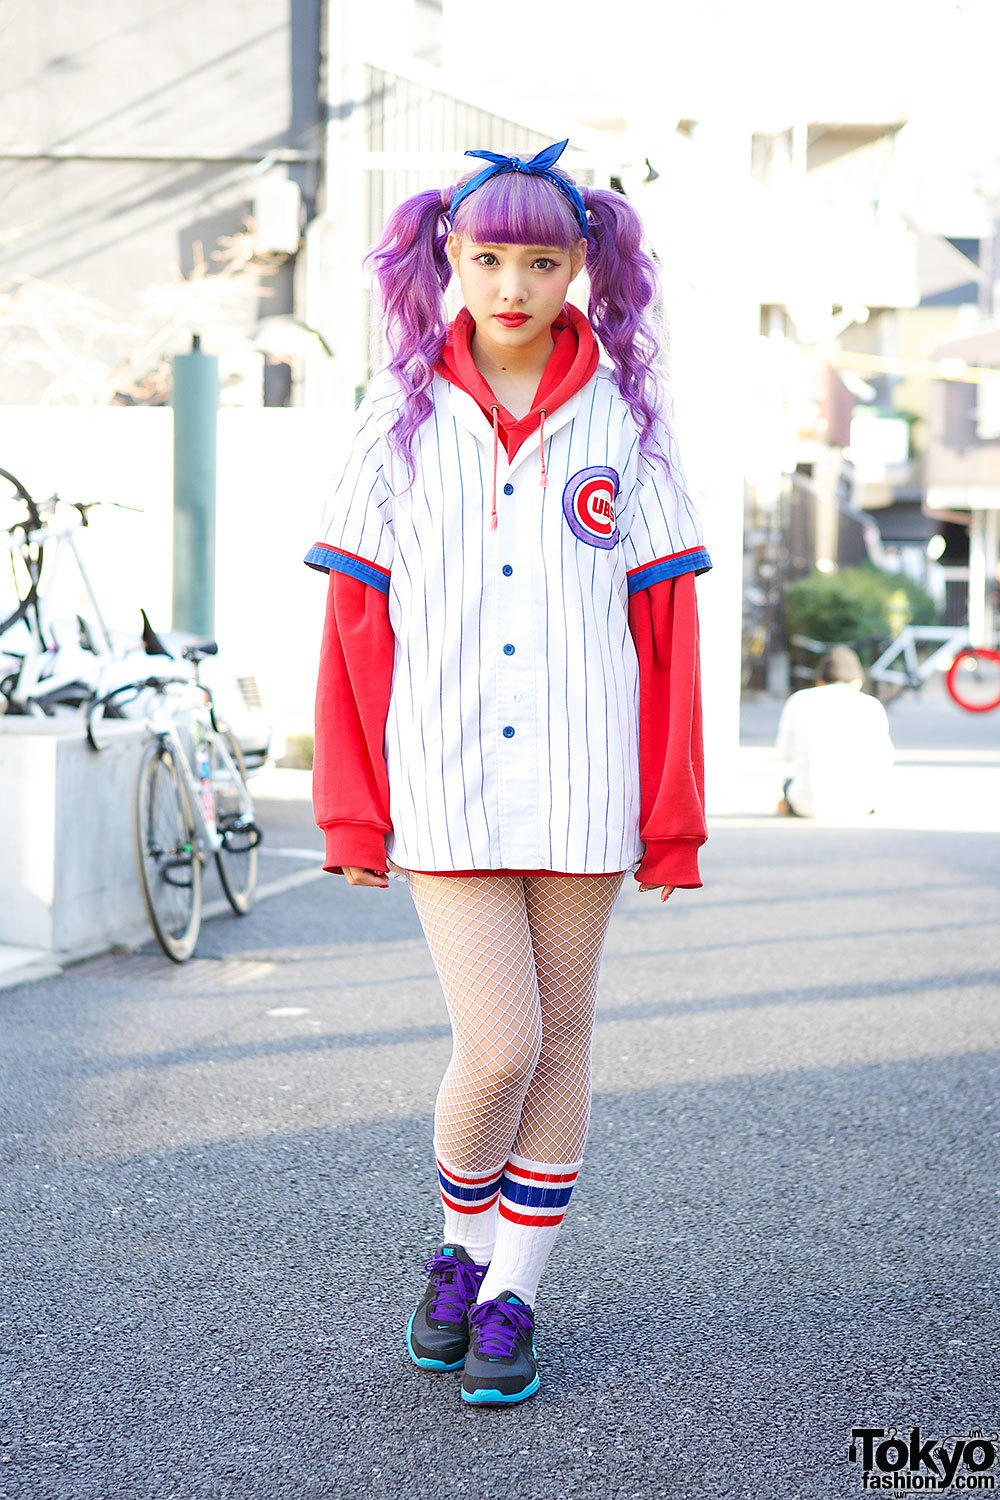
[
  {"x1": 85, "y1": 673, "x2": 210, "y2": 752},
  {"x1": 3, "y1": 489, "x2": 143, "y2": 545}
]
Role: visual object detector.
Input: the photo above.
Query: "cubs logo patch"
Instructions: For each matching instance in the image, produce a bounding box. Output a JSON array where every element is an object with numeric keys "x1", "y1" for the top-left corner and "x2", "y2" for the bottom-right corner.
[{"x1": 562, "y1": 467, "x2": 619, "y2": 549}]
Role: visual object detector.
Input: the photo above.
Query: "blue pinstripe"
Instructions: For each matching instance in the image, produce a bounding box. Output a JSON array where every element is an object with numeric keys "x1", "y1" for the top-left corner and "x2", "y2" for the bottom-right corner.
[
  {"x1": 306, "y1": 364, "x2": 710, "y2": 876},
  {"x1": 472, "y1": 441, "x2": 491, "y2": 857},
  {"x1": 451, "y1": 416, "x2": 475, "y2": 864}
]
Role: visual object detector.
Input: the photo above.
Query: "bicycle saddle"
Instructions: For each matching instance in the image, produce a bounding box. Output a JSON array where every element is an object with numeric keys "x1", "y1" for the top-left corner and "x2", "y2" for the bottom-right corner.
[{"x1": 181, "y1": 640, "x2": 219, "y2": 661}]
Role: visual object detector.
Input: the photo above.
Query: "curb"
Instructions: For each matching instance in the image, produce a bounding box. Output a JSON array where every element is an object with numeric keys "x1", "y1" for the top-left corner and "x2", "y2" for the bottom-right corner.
[{"x1": 0, "y1": 863, "x2": 326, "y2": 994}]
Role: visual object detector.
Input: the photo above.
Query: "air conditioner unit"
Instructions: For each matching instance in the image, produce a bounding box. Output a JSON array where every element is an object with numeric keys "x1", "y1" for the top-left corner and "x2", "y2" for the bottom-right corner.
[{"x1": 252, "y1": 172, "x2": 302, "y2": 257}]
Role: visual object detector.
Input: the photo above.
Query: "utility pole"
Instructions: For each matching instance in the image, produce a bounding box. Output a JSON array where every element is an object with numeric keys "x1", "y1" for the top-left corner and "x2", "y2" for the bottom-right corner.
[{"x1": 171, "y1": 333, "x2": 219, "y2": 637}]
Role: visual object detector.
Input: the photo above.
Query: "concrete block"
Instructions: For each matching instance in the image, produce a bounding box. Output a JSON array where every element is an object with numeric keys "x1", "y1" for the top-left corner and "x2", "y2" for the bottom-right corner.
[{"x1": 0, "y1": 719, "x2": 151, "y2": 953}]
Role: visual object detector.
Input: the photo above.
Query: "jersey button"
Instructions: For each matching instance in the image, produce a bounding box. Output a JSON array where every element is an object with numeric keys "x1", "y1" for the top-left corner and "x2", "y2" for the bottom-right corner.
[
  {"x1": 503, "y1": 483, "x2": 514, "y2": 496},
  {"x1": 502, "y1": 564, "x2": 513, "y2": 576},
  {"x1": 503, "y1": 643, "x2": 515, "y2": 655},
  {"x1": 502, "y1": 725, "x2": 515, "y2": 738}
]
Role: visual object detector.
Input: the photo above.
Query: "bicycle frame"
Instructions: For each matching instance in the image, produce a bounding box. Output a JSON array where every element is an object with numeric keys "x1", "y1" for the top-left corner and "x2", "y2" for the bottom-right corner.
[
  {"x1": 3, "y1": 501, "x2": 119, "y2": 711},
  {"x1": 867, "y1": 625, "x2": 970, "y2": 688},
  {"x1": 147, "y1": 686, "x2": 255, "y2": 858}
]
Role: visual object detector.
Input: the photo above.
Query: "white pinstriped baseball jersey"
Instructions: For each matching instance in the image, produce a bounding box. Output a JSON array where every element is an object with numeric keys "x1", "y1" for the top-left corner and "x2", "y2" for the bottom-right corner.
[{"x1": 306, "y1": 365, "x2": 711, "y2": 877}]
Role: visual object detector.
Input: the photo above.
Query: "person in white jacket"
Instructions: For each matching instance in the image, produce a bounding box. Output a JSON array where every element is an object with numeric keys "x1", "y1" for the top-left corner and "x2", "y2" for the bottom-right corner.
[{"x1": 776, "y1": 645, "x2": 894, "y2": 821}]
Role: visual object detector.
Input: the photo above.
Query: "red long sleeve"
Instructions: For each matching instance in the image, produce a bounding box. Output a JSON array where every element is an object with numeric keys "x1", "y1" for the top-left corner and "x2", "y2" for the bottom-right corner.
[
  {"x1": 313, "y1": 569, "x2": 395, "y2": 875},
  {"x1": 627, "y1": 570, "x2": 707, "y2": 888}
]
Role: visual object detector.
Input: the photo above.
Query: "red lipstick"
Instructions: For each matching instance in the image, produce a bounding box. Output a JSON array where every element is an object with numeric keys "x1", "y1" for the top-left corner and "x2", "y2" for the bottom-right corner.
[{"x1": 495, "y1": 312, "x2": 530, "y2": 327}]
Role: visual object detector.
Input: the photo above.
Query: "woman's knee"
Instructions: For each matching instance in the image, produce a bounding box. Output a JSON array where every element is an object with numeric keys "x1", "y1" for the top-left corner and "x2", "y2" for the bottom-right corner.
[
  {"x1": 534, "y1": 1016, "x2": 596, "y2": 1074},
  {"x1": 460, "y1": 1033, "x2": 542, "y2": 1096},
  {"x1": 537, "y1": 986, "x2": 599, "y2": 1041}
]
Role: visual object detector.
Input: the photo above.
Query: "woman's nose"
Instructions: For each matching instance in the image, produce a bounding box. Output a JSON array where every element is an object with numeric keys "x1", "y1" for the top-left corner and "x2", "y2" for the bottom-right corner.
[{"x1": 500, "y1": 275, "x2": 528, "y2": 303}]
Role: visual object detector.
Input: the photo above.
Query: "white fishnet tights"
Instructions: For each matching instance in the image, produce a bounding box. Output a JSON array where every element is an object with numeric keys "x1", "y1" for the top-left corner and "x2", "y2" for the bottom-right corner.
[{"x1": 406, "y1": 871, "x2": 625, "y2": 1172}]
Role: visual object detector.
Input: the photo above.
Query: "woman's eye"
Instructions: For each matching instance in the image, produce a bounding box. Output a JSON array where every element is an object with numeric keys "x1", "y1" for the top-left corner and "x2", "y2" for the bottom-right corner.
[
  {"x1": 533, "y1": 258, "x2": 555, "y2": 270},
  {"x1": 476, "y1": 253, "x2": 498, "y2": 267}
]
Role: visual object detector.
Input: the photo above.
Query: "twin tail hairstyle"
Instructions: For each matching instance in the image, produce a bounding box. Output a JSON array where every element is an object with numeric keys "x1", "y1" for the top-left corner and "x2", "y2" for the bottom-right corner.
[{"x1": 364, "y1": 157, "x2": 676, "y2": 488}]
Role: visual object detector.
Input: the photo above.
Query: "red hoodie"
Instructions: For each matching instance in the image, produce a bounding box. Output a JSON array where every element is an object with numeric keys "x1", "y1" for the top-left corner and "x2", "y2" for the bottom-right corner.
[
  {"x1": 437, "y1": 303, "x2": 599, "y2": 461},
  {"x1": 312, "y1": 307, "x2": 707, "y2": 887}
]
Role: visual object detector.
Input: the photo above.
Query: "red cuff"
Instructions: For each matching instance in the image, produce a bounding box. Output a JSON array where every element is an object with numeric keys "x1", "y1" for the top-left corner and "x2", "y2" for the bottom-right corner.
[
  {"x1": 628, "y1": 571, "x2": 707, "y2": 885},
  {"x1": 634, "y1": 838, "x2": 703, "y2": 888},
  {"x1": 321, "y1": 822, "x2": 389, "y2": 877},
  {"x1": 313, "y1": 569, "x2": 394, "y2": 856}
]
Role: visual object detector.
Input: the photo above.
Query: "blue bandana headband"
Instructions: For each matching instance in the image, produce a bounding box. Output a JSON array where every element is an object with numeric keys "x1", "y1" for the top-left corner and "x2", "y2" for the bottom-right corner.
[{"x1": 448, "y1": 138, "x2": 589, "y2": 241}]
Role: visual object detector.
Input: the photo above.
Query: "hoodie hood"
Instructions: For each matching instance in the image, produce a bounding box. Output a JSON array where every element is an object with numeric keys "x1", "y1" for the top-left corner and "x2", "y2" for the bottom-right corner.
[
  {"x1": 435, "y1": 302, "x2": 599, "y2": 462},
  {"x1": 435, "y1": 301, "x2": 600, "y2": 530}
]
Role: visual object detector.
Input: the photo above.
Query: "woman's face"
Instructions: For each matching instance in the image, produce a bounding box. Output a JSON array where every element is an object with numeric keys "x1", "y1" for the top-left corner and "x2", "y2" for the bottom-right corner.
[{"x1": 445, "y1": 233, "x2": 586, "y2": 353}]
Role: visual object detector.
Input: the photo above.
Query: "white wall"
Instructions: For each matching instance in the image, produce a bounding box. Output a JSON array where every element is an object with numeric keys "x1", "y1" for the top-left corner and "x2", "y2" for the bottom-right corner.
[
  {"x1": 629, "y1": 123, "x2": 755, "y2": 800},
  {"x1": 0, "y1": 720, "x2": 150, "y2": 952}
]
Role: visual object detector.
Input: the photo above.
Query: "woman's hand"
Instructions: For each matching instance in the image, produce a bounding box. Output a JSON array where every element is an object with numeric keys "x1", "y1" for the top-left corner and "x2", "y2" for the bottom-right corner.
[
  {"x1": 342, "y1": 866, "x2": 389, "y2": 888},
  {"x1": 637, "y1": 882, "x2": 676, "y2": 902}
]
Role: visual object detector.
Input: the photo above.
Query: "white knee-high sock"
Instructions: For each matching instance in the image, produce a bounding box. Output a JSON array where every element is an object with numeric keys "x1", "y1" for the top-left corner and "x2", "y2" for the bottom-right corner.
[
  {"x1": 475, "y1": 1150, "x2": 583, "y2": 1307},
  {"x1": 435, "y1": 1148, "x2": 503, "y2": 1263}
]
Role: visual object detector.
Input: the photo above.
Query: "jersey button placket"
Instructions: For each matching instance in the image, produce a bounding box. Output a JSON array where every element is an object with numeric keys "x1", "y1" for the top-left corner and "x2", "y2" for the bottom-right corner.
[{"x1": 496, "y1": 471, "x2": 537, "y2": 866}]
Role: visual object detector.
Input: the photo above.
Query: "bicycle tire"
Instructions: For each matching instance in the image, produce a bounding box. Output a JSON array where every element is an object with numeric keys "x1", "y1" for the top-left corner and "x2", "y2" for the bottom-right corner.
[
  {"x1": 134, "y1": 738, "x2": 202, "y2": 961},
  {"x1": 0, "y1": 468, "x2": 43, "y2": 637},
  {"x1": 945, "y1": 648, "x2": 1000, "y2": 714},
  {"x1": 212, "y1": 728, "x2": 258, "y2": 915}
]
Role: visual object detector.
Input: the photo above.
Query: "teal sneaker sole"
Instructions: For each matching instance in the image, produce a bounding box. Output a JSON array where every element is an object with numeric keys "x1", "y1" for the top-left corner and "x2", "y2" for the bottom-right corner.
[
  {"x1": 461, "y1": 1373, "x2": 540, "y2": 1405},
  {"x1": 406, "y1": 1309, "x2": 466, "y2": 1372}
]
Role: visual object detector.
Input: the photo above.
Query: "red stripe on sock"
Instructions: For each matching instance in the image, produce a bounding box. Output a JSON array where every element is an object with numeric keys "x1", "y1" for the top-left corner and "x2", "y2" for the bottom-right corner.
[
  {"x1": 498, "y1": 1204, "x2": 565, "y2": 1227},
  {"x1": 440, "y1": 1188, "x2": 501, "y2": 1215},
  {"x1": 504, "y1": 1163, "x2": 579, "y2": 1184},
  {"x1": 436, "y1": 1157, "x2": 505, "y2": 1187}
]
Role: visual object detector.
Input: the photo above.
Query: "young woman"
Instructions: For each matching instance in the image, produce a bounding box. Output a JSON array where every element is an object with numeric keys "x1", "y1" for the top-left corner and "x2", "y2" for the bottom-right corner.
[{"x1": 304, "y1": 140, "x2": 711, "y2": 1406}]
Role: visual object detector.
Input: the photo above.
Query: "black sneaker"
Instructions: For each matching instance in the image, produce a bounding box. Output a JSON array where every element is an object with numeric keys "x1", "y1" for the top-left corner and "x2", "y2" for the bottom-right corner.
[
  {"x1": 461, "y1": 1291, "x2": 539, "y2": 1405},
  {"x1": 406, "y1": 1244, "x2": 489, "y2": 1372}
]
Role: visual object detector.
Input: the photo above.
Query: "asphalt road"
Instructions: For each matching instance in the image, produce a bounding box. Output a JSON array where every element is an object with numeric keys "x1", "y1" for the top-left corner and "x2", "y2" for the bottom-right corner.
[{"x1": 1, "y1": 689, "x2": 998, "y2": 1500}]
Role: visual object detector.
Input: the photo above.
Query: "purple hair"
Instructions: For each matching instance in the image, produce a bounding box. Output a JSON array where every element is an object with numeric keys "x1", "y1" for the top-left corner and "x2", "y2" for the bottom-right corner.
[{"x1": 364, "y1": 164, "x2": 672, "y2": 487}]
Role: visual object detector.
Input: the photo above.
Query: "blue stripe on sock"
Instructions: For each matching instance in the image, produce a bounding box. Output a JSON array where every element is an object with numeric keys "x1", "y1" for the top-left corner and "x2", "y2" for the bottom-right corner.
[
  {"x1": 500, "y1": 1176, "x2": 576, "y2": 1210},
  {"x1": 438, "y1": 1167, "x2": 504, "y2": 1203}
]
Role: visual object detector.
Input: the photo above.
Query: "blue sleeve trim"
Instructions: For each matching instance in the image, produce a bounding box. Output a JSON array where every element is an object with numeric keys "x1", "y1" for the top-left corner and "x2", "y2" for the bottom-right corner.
[
  {"x1": 304, "y1": 544, "x2": 391, "y2": 594},
  {"x1": 626, "y1": 548, "x2": 712, "y2": 594}
]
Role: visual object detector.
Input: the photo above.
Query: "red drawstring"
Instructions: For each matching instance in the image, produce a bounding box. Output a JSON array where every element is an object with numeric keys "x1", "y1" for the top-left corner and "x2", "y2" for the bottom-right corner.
[
  {"x1": 490, "y1": 405, "x2": 548, "y2": 527},
  {"x1": 490, "y1": 405, "x2": 500, "y2": 530}
]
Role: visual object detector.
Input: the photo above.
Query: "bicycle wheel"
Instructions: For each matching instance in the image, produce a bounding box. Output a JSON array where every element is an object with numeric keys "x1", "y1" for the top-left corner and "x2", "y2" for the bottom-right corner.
[
  {"x1": 945, "y1": 648, "x2": 1000, "y2": 713},
  {"x1": 212, "y1": 728, "x2": 258, "y2": 914},
  {"x1": 0, "y1": 468, "x2": 43, "y2": 638},
  {"x1": 134, "y1": 738, "x2": 202, "y2": 961}
]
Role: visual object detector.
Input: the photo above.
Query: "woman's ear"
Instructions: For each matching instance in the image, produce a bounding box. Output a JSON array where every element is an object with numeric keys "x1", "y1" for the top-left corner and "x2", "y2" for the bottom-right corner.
[
  {"x1": 570, "y1": 238, "x2": 587, "y2": 280},
  {"x1": 445, "y1": 231, "x2": 461, "y2": 272}
]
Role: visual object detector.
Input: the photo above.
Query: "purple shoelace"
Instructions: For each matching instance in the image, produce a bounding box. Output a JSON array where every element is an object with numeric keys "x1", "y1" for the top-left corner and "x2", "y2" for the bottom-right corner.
[
  {"x1": 468, "y1": 1298, "x2": 534, "y2": 1358},
  {"x1": 424, "y1": 1252, "x2": 486, "y2": 1323}
]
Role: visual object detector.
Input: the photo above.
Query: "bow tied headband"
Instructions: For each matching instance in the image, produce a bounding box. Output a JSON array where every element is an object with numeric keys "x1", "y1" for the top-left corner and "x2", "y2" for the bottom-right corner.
[{"x1": 448, "y1": 138, "x2": 589, "y2": 241}]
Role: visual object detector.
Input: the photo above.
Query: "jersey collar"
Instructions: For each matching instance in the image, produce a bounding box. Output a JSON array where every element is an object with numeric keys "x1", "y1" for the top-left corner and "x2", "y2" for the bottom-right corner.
[{"x1": 435, "y1": 302, "x2": 600, "y2": 464}]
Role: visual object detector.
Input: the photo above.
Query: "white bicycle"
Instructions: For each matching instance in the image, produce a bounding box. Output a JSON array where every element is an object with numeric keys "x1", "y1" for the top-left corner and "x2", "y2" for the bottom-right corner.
[
  {"x1": 0, "y1": 467, "x2": 143, "y2": 715},
  {"x1": 87, "y1": 643, "x2": 262, "y2": 963},
  {"x1": 867, "y1": 626, "x2": 1000, "y2": 715}
]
